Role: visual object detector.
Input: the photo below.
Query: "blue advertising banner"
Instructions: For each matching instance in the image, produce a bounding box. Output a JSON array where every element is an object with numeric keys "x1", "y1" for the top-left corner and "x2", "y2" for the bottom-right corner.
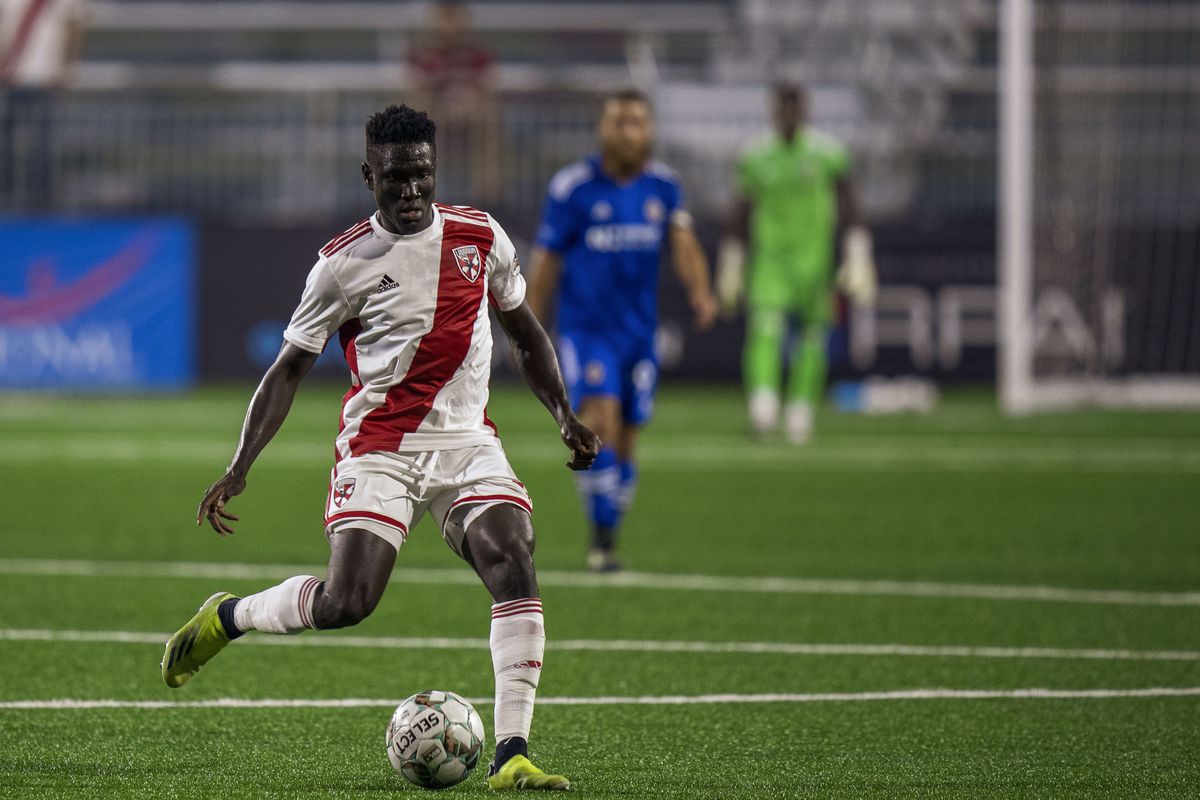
[{"x1": 0, "y1": 219, "x2": 195, "y2": 389}]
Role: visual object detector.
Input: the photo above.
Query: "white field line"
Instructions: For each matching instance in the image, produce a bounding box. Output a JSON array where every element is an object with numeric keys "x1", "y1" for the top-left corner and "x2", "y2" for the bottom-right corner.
[
  {"x1": 3, "y1": 628, "x2": 1200, "y2": 663},
  {"x1": 4, "y1": 687, "x2": 1200, "y2": 710},
  {"x1": 1, "y1": 437, "x2": 1199, "y2": 472},
  {"x1": 3, "y1": 557, "x2": 1199, "y2": 607}
]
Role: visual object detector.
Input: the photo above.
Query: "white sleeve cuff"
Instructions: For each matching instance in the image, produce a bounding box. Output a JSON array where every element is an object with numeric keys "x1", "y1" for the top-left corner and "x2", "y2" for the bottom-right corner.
[
  {"x1": 283, "y1": 328, "x2": 327, "y2": 354},
  {"x1": 492, "y1": 274, "x2": 527, "y2": 312}
]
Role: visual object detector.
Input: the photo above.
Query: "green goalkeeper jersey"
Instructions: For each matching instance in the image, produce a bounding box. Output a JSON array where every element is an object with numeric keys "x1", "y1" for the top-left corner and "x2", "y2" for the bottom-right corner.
[{"x1": 736, "y1": 128, "x2": 850, "y2": 310}]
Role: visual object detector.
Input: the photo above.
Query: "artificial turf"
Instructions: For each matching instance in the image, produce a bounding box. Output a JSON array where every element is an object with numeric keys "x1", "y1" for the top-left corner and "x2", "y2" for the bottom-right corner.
[{"x1": 0, "y1": 384, "x2": 1197, "y2": 798}]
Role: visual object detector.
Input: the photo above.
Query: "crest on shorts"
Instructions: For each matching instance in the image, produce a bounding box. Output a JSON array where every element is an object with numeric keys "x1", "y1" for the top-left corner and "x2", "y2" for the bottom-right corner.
[
  {"x1": 453, "y1": 245, "x2": 482, "y2": 282},
  {"x1": 332, "y1": 477, "x2": 356, "y2": 508}
]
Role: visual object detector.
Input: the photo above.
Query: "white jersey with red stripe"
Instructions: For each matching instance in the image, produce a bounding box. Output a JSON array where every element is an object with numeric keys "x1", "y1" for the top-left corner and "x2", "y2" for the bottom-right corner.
[{"x1": 284, "y1": 203, "x2": 526, "y2": 458}]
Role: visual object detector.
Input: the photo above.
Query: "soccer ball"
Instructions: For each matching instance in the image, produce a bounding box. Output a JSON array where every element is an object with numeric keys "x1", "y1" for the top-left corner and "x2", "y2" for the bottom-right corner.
[{"x1": 386, "y1": 690, "x2": 486, "y2": 789}]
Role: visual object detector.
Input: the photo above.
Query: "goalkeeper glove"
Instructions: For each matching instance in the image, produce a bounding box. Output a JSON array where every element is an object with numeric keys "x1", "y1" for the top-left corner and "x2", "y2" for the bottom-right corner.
[
  {"x1": 716, "y1": 238, "x2": 746, "y2": 316},
  {"x1": 836, "y1": 226, "x2": 877, "y2": 308}
]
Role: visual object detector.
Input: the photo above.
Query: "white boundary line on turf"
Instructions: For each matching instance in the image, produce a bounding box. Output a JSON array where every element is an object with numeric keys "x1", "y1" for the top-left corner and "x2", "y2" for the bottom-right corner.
[
  {"x1": 2, "y1": 557, "x2": 1199, "y2": 607},
  {"x1": 2, "y1": 438, "x2": 1199, "y2": 473},
  {"x1": 3, "y1": 628, "x2": 1199, "y2": 663},
  {"x1": 4, "y1": 688, "x2": 1200, "y2": 710}
]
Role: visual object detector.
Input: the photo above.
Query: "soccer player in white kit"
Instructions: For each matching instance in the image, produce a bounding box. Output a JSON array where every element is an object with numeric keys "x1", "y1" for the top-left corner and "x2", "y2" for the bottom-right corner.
[{"x1": 161, "y1": 105, "x2": 598, "y2": 792}]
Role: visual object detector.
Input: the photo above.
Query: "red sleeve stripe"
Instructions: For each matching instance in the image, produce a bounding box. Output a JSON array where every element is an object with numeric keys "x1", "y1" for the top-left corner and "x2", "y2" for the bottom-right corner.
[
  {"x1": 324, "y1": 218, "x2": 371, "y2": 249},
  {"x1": 436, "y1": 203, "x2": 487, "y2": 221},
  {"x1": 325, "y1": 510, "x2": 410, "y2": 541},
  {"x1": 440, "y1": 211, "x2": 491, "y2": 229},
  {"x1": 320, "y1": 218, "x2": 372, "y2": 257},
  {"x1": 297, "y1": 577, "x2": 322, "y2": 630}
]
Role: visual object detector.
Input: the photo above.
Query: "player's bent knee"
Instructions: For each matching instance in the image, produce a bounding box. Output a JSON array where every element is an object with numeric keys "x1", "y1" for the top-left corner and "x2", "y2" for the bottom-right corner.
[{"x1": 313, "y1": 584, "x2": 380, "y2": 629}]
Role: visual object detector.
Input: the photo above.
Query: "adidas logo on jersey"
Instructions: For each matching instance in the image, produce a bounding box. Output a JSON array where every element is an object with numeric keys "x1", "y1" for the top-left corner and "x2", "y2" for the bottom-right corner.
[{"x1": 375, "y1": 274, "x2": 399, "y2": 294}]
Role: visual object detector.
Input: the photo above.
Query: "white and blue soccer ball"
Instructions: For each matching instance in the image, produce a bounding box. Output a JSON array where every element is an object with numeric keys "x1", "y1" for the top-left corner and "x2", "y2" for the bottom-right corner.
[{"x1": 386, "y1": 690, "x2": 486, "y2": 789}]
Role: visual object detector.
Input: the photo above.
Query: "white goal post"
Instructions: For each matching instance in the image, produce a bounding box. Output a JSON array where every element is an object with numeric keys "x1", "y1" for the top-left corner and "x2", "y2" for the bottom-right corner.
[{"x1": 997, "y1": 0, "x2": 1200, "y2": 413}]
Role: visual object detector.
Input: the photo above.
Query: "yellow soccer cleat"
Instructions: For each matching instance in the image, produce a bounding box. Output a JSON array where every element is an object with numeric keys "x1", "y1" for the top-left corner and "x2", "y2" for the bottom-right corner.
[
  {"x1": 161, "y1": 592, "x2": 237, "y2": 688},
  {"x1": 486, "y1": 754, "x2": 570, "y2": 791}
]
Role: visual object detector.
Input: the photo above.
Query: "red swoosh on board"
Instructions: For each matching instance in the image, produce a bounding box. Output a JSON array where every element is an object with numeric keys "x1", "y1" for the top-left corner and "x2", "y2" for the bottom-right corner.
[{"x1": 0, "y1": 233, "x2": 159, "y2": 325}]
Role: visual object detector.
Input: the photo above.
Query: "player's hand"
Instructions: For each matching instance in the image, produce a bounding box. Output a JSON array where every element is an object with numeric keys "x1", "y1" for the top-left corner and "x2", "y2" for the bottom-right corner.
[
  {"x1": 691, "y1": 291, "x2": 718, "y2": 330},
  {"x1": 560, "y1": 416, "x2": 600, "y2": 471},
  {"x1": 196, "y1": 471, "x2": 246, "y2": 536},
  {"x1": 837, "y1": 226, "x2": 877, "y2": 308},
  {"x1": 716, "y1": 238, "x2": 746, "y2": 318}
]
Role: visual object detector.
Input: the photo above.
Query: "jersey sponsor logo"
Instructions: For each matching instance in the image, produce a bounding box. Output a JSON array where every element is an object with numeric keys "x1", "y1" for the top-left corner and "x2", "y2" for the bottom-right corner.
[
  {"x1": 375, "y1": 274, "x2": 400, "y2": 294},
  {"x1": 584, "y1": 223, "x2": 661, "y2": 253},
  {"x1": 332, "y1": 476, "x2": 356, "y2": 508},
  {"x1": 453, "y1": 245, "x2": 482, "y2": 283}
]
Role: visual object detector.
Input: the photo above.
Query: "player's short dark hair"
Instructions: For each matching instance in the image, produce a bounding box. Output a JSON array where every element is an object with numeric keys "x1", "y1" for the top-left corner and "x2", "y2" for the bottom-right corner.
[
  {"x1": 773, "y1": 82, "x2": 805, "y2": 103},
  {"x1": 365, "y1": 104, "x2": 437, "y2": 149},
  {"x1": 603, "y1": 88, "x2": 652, "y2": 109}
]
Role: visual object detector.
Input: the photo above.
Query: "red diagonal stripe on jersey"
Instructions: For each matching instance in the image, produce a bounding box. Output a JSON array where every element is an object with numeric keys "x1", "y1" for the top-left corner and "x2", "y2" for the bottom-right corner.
[
  {"x1": 334, "y1": 318, "x2": 364, "y2": 461},
  {"x1": 348, "y1": 218, "x2": 494, "y2": 455}
]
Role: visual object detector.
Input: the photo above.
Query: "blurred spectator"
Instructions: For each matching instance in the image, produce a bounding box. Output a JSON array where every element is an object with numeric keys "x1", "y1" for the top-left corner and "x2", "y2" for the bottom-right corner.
[
  {"x1": 1, "y1": 0, "x2": 88, "y2": 209},
  {"x1": 407, "y1": 1, "x2": 501, "y2": 204}
]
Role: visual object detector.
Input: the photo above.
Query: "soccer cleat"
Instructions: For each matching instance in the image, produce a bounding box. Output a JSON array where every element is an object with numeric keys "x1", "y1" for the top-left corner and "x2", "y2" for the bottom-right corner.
[
  {"x1": 784, "y1": 401, "x2": 813, "y2": 445},
  {"x1": 487, "y1": 754, "x2": 570, "y2": 791},
  {"x1": 586, "y1": 548, "x2": 622, "y2": 573},
  {"x1": 161, "y1": 592, "x2": 237, "y2": 688}
]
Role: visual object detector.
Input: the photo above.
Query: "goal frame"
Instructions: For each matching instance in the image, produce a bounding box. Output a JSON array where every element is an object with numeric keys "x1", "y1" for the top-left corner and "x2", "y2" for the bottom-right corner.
[{"x1": 996, "y1": 0, "x2": 1200, "y2": 413}]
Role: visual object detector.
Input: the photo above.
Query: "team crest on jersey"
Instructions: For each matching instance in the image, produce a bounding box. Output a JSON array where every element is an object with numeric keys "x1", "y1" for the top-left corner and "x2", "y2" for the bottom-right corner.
[
  {"x1": 332, "y1": 477, "x2": 356, "y2": 508},
  {"x1": 591, "y1": 200, "x2": 612, "y2": 221},
  {"x1": 453, "y1": 245, "x2": 482, "y2": 282},
  {"x1": 643, "y1": 197, "x2": 665, "y2": 222}
]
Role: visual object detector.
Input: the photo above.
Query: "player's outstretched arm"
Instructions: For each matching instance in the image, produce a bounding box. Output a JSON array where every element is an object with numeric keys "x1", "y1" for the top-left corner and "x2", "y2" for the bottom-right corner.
[
  {"x1": 495, "y1": 301, "x2": 599, "y2": 471},
  {"x1": 196, "y1": 343, "x2": 320, "y2": 535},
  {"x1": 668, "y1": 222, "x2": 717, "y2": 330},
  {"x1": 525, "y1": 246, "x2": 562, "y2": 324}
]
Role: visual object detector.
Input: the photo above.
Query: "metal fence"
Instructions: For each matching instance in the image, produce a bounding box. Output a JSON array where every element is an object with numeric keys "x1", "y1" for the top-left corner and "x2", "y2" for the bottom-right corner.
[{"x1": 0, "y1": 85, "x2": 1001, "y2": 225}]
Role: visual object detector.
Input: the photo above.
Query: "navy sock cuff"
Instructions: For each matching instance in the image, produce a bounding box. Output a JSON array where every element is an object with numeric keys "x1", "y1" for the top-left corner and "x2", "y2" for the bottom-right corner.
[
  {"x1": 492, "y1": 737, "x2": 528, "y2": 772},
  {"x1": 217, "y1": 598, "x2": 244, "y2": 640}
]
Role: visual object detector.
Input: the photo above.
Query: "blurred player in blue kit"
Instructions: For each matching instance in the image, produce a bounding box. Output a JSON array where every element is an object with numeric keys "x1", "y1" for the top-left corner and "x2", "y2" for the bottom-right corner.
[{"x1": 528, "y1": 89, "x2": 717, "y2": 572}]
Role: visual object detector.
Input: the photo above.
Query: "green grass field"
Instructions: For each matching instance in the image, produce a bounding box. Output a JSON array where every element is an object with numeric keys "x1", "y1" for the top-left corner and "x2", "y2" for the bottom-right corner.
[{"x1": 1, "y1": 383, "x2": 1198, "y2": 798}]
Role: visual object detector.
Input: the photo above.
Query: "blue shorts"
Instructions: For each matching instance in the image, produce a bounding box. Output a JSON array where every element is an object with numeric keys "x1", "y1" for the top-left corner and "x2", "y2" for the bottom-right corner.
[{"x1": 557, "y1": 331, "x2": 658, "y2": 425}]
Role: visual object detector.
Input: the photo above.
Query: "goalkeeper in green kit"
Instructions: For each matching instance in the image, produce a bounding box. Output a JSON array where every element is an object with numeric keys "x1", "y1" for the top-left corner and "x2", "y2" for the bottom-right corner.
[{"x1": 717, "y1": 83, "x2": 876, "y2": 443}]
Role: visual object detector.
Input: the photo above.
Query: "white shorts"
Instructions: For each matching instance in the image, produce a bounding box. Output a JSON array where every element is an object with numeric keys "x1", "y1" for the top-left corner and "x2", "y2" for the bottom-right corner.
[{"x1": 323, "y1": 439, "x2": 532, "y2": 554}]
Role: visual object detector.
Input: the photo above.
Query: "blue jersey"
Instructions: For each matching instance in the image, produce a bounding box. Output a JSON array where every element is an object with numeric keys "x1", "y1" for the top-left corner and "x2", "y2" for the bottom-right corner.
[{"x1": 536, "y1": 155, "x2": 684, "y2": 347}]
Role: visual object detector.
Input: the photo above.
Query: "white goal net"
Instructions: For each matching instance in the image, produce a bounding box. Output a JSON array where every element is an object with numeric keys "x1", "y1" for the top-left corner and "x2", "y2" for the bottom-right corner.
[{"x1": 999, "y1": 0, "x2": 1200, "y2": 412}]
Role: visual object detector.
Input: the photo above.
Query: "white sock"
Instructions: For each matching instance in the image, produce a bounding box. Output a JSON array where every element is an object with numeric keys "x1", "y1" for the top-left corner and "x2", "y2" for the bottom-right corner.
[
  {"x1": 785, "y1": 401, "x2": 813, "y2": 444},
  {"x1": 490, "y1": 597, "x2": 545, "y2": 742},
  {"x1": 233, "y1": 575, "x2": 321, "y2": 634},
  {"x1": 749, "y1": 388, "x2": 780, "y2": 433}
]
